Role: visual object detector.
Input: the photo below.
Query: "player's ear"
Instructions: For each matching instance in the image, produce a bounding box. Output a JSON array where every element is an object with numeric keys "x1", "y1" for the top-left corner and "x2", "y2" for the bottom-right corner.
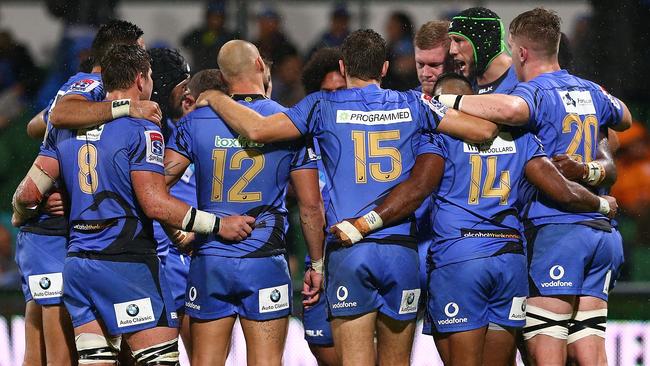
[
  {"x1": 339, "y1": 59, "x2": 346, "y2": 78},
  {"x1": 256, "y1": 56, "x2": 264, "y2": 73},
  {"x1": 381, "y1": 61, "x2": 389, "y2": 78},
  {"x1": 135, "y1": 72, "x2": 144, "y2": 93},
  {"x1": 518, "y1": 46, "x2": 528, "y2": 64},
  {"x1": 182, "y1": 94, "x2": 196, "y2": 114}
]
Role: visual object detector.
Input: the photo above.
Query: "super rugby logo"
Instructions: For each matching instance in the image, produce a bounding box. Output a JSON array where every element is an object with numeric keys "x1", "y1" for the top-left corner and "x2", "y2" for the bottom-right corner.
[
  {"x1": 336, "y1": 108, "x2": 412, "y2": 125},
  {"x1": 332, "y1": 286, "x2": 357, "y2": 309},
  {"x1": 145, "y1": 130, "x2": 164, "y2": 166},
  {"x1": 437, "y1": 302, "x2": 468, "y2": 325},
  {"x1": 214, "y1": 135, "x2": 264, "y2": 148},
  {"x1": 540, "y1": 265, "x2": 574, "y2": 288},
  {"x1": 68, "y1": 78, "x2": 100, "y2": 93}
]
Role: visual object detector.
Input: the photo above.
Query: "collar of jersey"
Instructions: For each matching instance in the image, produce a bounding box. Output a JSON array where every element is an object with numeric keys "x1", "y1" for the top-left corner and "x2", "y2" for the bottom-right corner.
[{"x1": 231, "y1": 94, "x2": 267, "y2": 102}]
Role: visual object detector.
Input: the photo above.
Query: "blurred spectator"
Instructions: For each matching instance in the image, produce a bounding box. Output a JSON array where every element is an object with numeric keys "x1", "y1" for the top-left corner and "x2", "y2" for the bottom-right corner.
[
  {"x1": 271, "y1": 53, "x2": 304, "y2": 107},
  {"x1": 0, "y1": 30, "x2": 40, "y2": 128},
  {"x1": 45, "y1": 0, "x2": 118, "y2": 26},
  {"x1": 611, "y1": 122, "x2": 650, "y2": 218},
  {"x1": 181, "y1": 1, "x2": 235, "y2": 72},
  {"x1": 253, "y1": 6, "x2": 299, "y2": 64},
  {"x1": 558, "y1": 32, "x2": 575, "y2": 73},
  {"x1": 383, "y1": 11, "x2": 418, "y2": 91},
  {"x1": 306, "y1": 3, "x2": 350, "y2": 60},
  {"x1": 0, "y1": 224, "x2": 19, "y2": 289}
]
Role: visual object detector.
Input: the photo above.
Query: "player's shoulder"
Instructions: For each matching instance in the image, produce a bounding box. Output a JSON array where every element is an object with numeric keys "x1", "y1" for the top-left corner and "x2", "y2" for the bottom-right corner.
[
  {"x1": 251, "y1": 98, "x2": 287, "y2": 115},
  {"x1": 185, "y1": 105, "x2": 218, "y2": 120},
  {"x1": 113, "y1": 116, "x2": 161, "y2": 133}
]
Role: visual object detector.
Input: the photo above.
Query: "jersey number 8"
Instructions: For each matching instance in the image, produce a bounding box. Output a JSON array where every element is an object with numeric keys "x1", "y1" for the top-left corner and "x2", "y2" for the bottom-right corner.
[{"x1": 78, "y1": 144, "x2": 99, "y2": 194}]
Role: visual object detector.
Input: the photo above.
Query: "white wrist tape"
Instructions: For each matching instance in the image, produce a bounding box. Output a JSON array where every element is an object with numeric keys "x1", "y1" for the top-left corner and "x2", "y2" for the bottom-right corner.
[
  {"x1": 182, "y1": 207, "x2": 217, "y2": 234},
  {"x1": 27, "y1": 164, "x2": 55, "y2": 195},
  {"x1": 362, "y1": 211, "x2": 383, "y2": 231},
  {"x1": 111, "y1": 99, "x2": 130, "y2": 119},
  {"x1": 12, "y1": 191, "x2": 37, "y2": 219},
  {"x1": 597, "y1": 197, "x2": 610, "y2": 215},
  {"x1": 335, "y1": 221, "x2": 363, "y2": 244},
  {"x1": 436, "y1": 94, "x2": 464, "y2": 110},
  {"x1": 310, "y1": 258, "x2": 324, "y2": 274},
  {"x1": 584, "y1": 161, "x2": 605, "y2": 186}
]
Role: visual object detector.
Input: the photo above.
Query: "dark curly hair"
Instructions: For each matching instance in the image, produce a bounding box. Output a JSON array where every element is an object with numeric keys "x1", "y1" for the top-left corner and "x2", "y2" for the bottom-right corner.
[{"x1": 302, "y1": 47, "x2": 343, "y2": 94}]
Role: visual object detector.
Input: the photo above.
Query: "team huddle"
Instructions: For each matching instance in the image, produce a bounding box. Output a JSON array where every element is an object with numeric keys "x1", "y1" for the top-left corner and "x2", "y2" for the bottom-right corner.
[{"x1": 10, "y1": 6, "x2": 631, "y2": 366}]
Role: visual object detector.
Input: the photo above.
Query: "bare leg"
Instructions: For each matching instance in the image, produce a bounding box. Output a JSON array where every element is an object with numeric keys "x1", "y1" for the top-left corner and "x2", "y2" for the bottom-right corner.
[
  {"x1": 190, "y1": 316, "x2": 236, "y2": 366},
  {"x1": 525, "y1": 296, "x2": 574, "y2": 366},
  {"x1": 179, "y1": 313, "x2": 192, "y2": 359},
  {"x1": 567, "y1": 296, "x2": 608, "y2": 366},
  {"x1": 434, "y1": 327, "x2": 486, "y2": 366},
  {"x1": 483, "y1": 326, "x2": 517, "y2": 366},
  {"x1": 74, "y1": 320, "x2": 119, "y2": 366},
  {"x1": 42, "y1": 304, "x2": 76, "y2": 365},
  {"x1": 23, "y1": 300, "x2": 45, "y2": 366},
  {"x1": 375, "y1": 313, "x2": 415, "y2": 366},
  {"x1": 331, "y1": 311, "x2": 377, "y2": 366},
  {"x1": 240, "y1": 316, "x2": 289, "y2": 366},
  {"x1": 308, "y1": 344, "x2": 340, "y2": 366}
]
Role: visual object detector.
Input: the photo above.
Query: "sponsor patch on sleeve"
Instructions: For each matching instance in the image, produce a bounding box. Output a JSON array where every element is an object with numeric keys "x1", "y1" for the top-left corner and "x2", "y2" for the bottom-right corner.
[
  {"x1": 67, "y1": 78, "x2": 100, "y2": 94},
  {"x1": 420, "y1": 93, "x2": 449, "y2": 119},
  {"x1": 145, "y1": 130, "x2": 165, "y2": 166}
]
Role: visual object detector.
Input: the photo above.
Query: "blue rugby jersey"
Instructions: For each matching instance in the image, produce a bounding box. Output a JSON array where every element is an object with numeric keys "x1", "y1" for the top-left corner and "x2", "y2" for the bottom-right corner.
[
  {"x1": 283, "y1": 84, "x2": 447, "y2": 247},
  {"x1": 428, "y1": 129, "x2": 546, "y2": 268},
  {"x1": 509, "y1": 70, "x2": 624, "y2": 227},
  {"x1": 22, "y1": 72, "x2": 105, "y2": 236},
  {"x1": 167, "y1": 96, "x2": 318, "y2": 258},
  {"x1": 475, "y1": 65, "x2": 519, "y2": 95},
  {"x1": 40, "y1": 117, "x2": 164, "y2": 255}
]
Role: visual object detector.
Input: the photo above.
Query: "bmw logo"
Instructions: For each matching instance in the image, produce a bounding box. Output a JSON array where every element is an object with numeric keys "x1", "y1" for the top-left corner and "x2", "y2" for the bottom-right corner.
[
  {"x1": 521, "y1": 299, "x2": 527, "y2": 312},
  {"x1": 39, "y1": 277, "x2": 51, "y2": 290},
  {"x1": 270, "y1": 289, "x2": 281, "y2": 303},
  {"x1": 126, "y1": 304, "x2": 139, "y2": 317},
  {"x1": 407, "y1": 292, "x2": 415, "y2": 305}
]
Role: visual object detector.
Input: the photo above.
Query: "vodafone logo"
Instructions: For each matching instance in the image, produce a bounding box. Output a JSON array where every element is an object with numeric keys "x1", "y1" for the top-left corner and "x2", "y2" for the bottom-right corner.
[
  {"x1": 549, "y1": 265, "x2": 565, "y2": 280},
  {"x1": 444, "y1": 302, "x2": 459, "y2": 317},
  {"x1": 189, "y1": 287, "x2": 198, "y2": 301},
  {"x1": 336, "y1": 286, "x2": 349, "y2": 301}
]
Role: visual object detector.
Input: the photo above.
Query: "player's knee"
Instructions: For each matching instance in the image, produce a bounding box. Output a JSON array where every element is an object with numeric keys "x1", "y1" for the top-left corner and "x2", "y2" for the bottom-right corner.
[
  {"x1": 132, "y1": 338, "x2": 180, "y2": 366},
  {"x1": 523, "y1": 305, "x2": 572, "y2": 341},
  {"x1": 567, "y1": 308, "x2": 607, "y2": 344},
  {"x1": 75, "y1": 333, "x2": 121, "y2": 364}
]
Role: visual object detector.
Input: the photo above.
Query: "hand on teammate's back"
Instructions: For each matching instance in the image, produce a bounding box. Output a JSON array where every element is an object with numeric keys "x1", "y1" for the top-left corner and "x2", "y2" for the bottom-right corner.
[
  {"x1": 41, "y1": 190, "x2": 66, "y2": 217},
  {"x1": 195, "y1": 89, "x2": 223, "y2": 108},
  {"x1": 170, "y1": 230, "x2": 194, "y2": 254},
  {"x1": 329, "y1": 218, "x2": 358, "y2": 247},
  {"x1": 130, "y1": 100, "x2": 163, "y2": 126},
  {"x1": 551, "y1": 154, "x2": 585, "y2": 181},
  {"x1": 218, "y1": 215, "x2": 256, "y2": 241},
  {"x1": 302, "y1": 269, "x2": 323, "y2": 307},
  {"x1": 602, "y1": 195, "x2": 618, "y2": 219}
]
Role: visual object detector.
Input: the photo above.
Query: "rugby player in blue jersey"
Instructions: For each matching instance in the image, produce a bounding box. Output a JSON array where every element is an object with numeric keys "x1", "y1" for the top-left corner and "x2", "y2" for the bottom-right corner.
[
  {"x1": 330, "y1": 72, "x2": 616, "y2": 365},
  {"x1": 12, "y1": 44, "x2": 255, "y2": 366},
  {"x1": 434, "y1": 8, "x2": 632, "y2": 365},
  {"x1": 164, "y1": 40, "x2": 325, "y2": 366},
  {"x1": 15, "y1": 20, "x2": 158, "y2": 365},
  {"x1": 147, "y1": 47, "x2": 196, "y2": 358},
  {"x1": 196, "y1": 29, "x2": 499, "y2": 366},
  {"x1": 300, "y1": 47, "x2": 346, "y2": 366},
  {"x1": 448, "y1": 7, "x2": 518, "y2": 95}
]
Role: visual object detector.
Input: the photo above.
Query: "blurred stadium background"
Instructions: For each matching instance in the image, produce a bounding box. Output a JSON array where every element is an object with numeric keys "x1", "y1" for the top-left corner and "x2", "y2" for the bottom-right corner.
[{"x1": 0, "y1": 0, "x2": 648, "y2": 364}]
